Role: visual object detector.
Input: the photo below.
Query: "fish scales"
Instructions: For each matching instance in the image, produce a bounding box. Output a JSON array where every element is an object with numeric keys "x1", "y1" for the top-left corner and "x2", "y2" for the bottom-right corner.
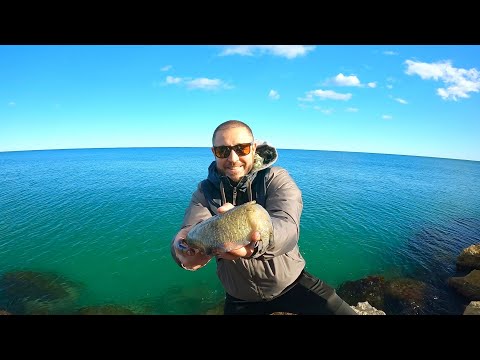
[{"x1": 185, "y1": 201, "x2": 273, "y2": 255}]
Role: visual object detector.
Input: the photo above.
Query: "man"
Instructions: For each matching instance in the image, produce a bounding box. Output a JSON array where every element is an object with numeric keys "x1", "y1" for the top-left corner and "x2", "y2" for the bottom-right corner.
[{"x1": 171, "y1": 120, "x2": 357, "y2": 315}]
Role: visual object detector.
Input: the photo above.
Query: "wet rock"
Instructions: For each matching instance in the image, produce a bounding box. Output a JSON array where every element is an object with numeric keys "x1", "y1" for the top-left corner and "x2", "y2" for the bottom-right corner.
[
  {"x1": 456, "y1": 244, "x2": 480, "y2": 271},
  {"x1": 448, "y1": 269, "x2": 480, "y2": 300},
  {"x1": 337, "y1": 275, "x2": 386, "y2": 311},
  {"x1": 463, "y1": 301, "x2": 480, "y2": 315},
  {"x1": 351, "y1": 301, "x2": 386, "y2": 315},
  {"x1": 270, "y1": 312, "x2": 296, "y2": 315},
  {"x1": 384, "y1": 277, "x2": 428, "y2": 315}
]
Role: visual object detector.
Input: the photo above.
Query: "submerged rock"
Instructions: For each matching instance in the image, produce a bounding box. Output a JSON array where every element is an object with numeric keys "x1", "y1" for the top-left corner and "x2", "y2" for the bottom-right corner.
[
  {"x1": 336, "y1": 275, "x2": 386, "y2": 311},
  {"x1": 76, "y1": 304, "x2": 136, "y2": 315},
  {"x1": 0, "y1": 270, "x2": 82, "y2": 314},
  {"x1": 384, "y1": 277, "x2": 428, "y2": 314}
]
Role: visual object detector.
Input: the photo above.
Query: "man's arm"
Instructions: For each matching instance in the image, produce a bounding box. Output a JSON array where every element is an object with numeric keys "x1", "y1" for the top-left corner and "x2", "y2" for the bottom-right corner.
[
  {"x1": 170, "y1": 184, "x2": 214, "y2": 270},
  {"x1": 251, "y1": 167, "x2": 303, "y2": 259}
]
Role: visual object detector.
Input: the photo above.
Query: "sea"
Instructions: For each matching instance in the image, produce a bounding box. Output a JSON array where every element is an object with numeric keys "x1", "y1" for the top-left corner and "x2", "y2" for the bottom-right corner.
[{"x1": 1, "y1": 147, "x2": 479, "y2": 315}]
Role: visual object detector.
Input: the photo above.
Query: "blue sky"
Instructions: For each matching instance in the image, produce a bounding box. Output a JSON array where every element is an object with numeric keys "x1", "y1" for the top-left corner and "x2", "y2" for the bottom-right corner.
[{"x1": 1, "y1": 45, "x2": 479, "y2": 161}]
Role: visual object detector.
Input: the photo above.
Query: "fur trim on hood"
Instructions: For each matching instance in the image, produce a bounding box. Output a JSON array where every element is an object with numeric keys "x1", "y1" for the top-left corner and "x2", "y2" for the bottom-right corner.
[{"x1": 252, "y1": 140, "x2": 278, "y2": 173}]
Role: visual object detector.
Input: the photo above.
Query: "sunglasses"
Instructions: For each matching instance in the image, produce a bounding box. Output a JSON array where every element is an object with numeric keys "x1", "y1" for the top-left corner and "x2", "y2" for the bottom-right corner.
[{"x1": 213, "y1": 142, "x2": 253, "y2": 158}]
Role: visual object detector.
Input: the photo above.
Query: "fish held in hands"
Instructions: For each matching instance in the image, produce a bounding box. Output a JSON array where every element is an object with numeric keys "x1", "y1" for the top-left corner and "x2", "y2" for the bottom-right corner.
[{"x1": 185, "y1": 201, "x2": 273, "y2": 256}]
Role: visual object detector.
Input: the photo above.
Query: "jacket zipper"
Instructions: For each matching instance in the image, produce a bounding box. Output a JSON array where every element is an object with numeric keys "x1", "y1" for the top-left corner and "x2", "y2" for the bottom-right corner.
[{"x1": 232, "y1": 187, "x2": 237, "y2": 206}]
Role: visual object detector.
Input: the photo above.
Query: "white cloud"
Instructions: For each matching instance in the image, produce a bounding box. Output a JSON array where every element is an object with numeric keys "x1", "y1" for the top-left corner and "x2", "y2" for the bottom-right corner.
[
  {"x1": 312, "y1": 106, "x2": 334, "y2": 115},
  {"x1": 395, "y1": 98, "x2": 408, "y2": 104},
  {"x1": 298, "y1": 93, "x2": 313, "y2": 102},
  {"x1": 332, "y1": 73, "x2": 361, "y2": 87},
  {"x1": 386, "y1": 84, "x2": 393, "y2": 89},
  {"x1": 300, "y1": 89, "x2": 352, "y2": 101},
  {"x1": 8, "y1": 101, "x2": 16, "y2": 107},
  {"x1": 161, "y1": 65, "x2": 172, "y2": 72},
  {"x1": 186, "y1": 78, "x2": 228, "y2": 90},
  {"x1": 220, "y1": 45, "x2": 315, "y2": 59},
  {"x1": 382, "y1": 115, "x2": 393, "y2": 120},
  {"x1": 328, "y1": 73, "x2": 376, "y2": 88},
  {"x1": 383, "y1": 51, "x2": 398, "y2": 56},
  {"x1": 220, "y1": 46, "x2": 254, "y2": 57},
  {"x1": 264, "y1": 45, "x2": 315, "y2": 59},
  {"x1": 345, "y1": 107, "x2": 359, "y2": 112},
  {"x1": 268, "y1": 89, "x2": 280, "y2": 100},
  {"x1": 164, "y1": 75, "x2": 231, "y2": 90},
  {"x1": 166, "y1": 76, "x2": 182, "y2": 84},
  {"x1": 405, "y1": 59, "x2": 480, "y2": 101}
]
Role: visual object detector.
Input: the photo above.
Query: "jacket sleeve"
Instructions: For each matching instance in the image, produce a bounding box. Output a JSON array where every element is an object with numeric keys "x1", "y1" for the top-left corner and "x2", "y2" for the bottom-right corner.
[
  {"x1": 170, "y1": 182, "x2": 213, "y2": 252},
  {"x1": 251, "y1": 166, "x2": 303, "y2": 259},
  {"x1": 180, "y1": 183, "x2": 213, "y2": 229}
]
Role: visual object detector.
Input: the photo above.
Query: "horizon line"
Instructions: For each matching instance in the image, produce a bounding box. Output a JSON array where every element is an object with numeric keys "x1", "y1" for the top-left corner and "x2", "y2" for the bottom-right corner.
[{"x1": 0, "y1": 146, "x2": 478, "y2": 163}]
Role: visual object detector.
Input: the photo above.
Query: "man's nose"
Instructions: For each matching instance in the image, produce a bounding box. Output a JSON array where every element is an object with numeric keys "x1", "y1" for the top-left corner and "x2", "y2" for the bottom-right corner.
[{"x1": 228, "y1": 148, "x2": 240, "y2": 161}]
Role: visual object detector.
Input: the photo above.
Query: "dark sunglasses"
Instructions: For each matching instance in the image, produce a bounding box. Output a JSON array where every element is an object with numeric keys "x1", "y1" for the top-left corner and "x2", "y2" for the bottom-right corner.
[{"x1": 213, "y1": 142, "x2": 253, "y2": 158}]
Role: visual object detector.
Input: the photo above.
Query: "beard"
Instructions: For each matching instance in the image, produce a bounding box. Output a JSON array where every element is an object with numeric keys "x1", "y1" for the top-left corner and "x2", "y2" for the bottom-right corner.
[{"x1": 218, "y1": 162, "x2": 252, "y2": 183}]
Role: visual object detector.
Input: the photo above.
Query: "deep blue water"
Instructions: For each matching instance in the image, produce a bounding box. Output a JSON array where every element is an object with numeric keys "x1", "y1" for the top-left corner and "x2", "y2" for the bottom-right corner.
[{"x1": 0, "y1": 148, "x2": 479, "y2": 314}]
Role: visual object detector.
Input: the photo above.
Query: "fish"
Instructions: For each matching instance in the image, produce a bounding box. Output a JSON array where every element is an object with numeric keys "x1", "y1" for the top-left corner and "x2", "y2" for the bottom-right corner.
[{"x1": 184, "y1": 201, "x2": 273, "y2": 256}]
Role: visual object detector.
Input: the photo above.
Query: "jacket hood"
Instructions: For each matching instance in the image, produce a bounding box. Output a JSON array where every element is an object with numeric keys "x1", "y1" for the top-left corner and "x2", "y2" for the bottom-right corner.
[
  {"x1": 252, "y1": 140, "x2": 278, "y2": 172},
  {"x1": 206, "y1": 140, "x2": 278, "y2": 186}
]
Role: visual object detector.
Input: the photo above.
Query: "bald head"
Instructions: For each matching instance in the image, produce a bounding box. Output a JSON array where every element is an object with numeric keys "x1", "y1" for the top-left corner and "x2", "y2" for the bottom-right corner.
[{"x1": 212, "y1": 120, "x2": 254, "y2": 146}]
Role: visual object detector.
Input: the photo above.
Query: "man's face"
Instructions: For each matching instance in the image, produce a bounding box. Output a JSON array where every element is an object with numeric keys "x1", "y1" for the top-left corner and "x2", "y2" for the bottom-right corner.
[{"x1": 211, "y1": 127, "x2": 256, "y2": 183}]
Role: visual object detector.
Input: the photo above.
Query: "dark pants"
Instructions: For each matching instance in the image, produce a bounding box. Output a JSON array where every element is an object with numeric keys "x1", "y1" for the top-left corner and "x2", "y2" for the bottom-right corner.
[{"x1": 224, "y1": 270, "x2": 358, "y2": 315}]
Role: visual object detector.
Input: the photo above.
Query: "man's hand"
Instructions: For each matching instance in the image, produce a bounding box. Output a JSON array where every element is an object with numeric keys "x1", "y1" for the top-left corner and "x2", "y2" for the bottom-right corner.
[
  {"x1": 173, "y1": 227, "x2": 212, "y2": 270},
  {"x1": 216, "y1": 202, "x2": 261, "y2": 260},
  {"x1": 217, "y1": 202, "x2": 235, "y2": 214}
]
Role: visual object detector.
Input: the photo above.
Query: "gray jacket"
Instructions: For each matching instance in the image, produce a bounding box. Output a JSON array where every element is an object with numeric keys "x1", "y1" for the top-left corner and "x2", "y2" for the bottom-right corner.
[{"x1": 173, "y1": 141, "x2": 305, "y2": 301}]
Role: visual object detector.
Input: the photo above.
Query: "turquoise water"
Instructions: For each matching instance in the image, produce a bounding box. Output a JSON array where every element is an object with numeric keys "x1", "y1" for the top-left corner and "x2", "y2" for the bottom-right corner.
[{"x1": 1, "y1": 148, "x2": 479, "y2": 314}]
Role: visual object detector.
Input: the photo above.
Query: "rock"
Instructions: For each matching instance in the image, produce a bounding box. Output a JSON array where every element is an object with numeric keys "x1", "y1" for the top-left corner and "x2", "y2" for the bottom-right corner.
[
  {"x1": 384, "y1": 277, "x2": 429, "y2": 314},
  {"x1": 456, "y1": 244, "x2": 480, "y2": 271},
  {"x1": 336, "y1": 276, "x2": 386, "y2": 311},
  {"x1": 0, "y1": 270, "x2": 81, "y2": 315},
  {"x1": 463, "y1": 301, "x2": 480, "y2": 315},
  {"x1": 270, "y1": 312, "x2": 296, "y2": 315},
  {"x1": 351, "y1": 301, "x2": 386, "y2": 315},
  {"x1": 447, "y1": 269, "x2": 480, "y2": 300}
]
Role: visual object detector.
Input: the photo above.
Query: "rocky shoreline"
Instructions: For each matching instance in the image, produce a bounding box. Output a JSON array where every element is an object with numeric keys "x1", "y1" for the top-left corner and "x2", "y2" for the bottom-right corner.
[{"x1": 1, "y1": 244, "x2": 479, "y2": 315}]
